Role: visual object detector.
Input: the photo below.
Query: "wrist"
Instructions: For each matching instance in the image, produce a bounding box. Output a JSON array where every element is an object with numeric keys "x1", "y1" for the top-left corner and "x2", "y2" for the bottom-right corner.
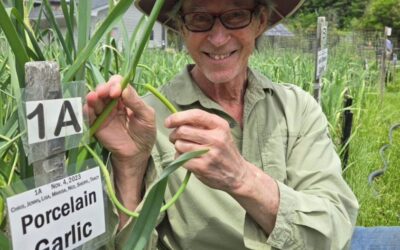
[
  {"x1": 111, "y1": 153, "x2": 150, "y2": 174},
  {"x1": 228, "y1": 161, "x2": 256, "y2": 198}
]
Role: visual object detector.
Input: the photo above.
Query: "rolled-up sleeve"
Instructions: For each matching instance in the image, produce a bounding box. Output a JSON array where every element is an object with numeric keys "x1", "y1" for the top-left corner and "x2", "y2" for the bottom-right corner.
[
  {"x1": 244, "y1": 89, "x2": 359, "y2": 250},
  {"x1": 105, "y1": 156, "x2": 165, "y2": 250}
]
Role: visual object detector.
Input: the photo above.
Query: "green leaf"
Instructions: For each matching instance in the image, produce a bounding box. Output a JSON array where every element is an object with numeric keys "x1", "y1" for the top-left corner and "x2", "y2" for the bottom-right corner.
[
  {"x1": 88, "y1": 62, "x2": 106, "y2": 86},
  {"x1": 13, "y1": 0, "x2": 26, "y2": 47},
  {"x1": 0, "y1": 3, "x2": 29, "y2": 71},
  {"x1": 101, "y1": 0, "x2": 115, "y2": 80},
  {"x1": 42, "y1": 0, "x2": 73, "y2": 64},
  {"x1": 123, "y1": 149, "x2": 207, "y2": 250},
  {"x1": 89, "y1": 0, "x2": 165, "y2": 137},
  {"x1": 33, "y1": 3, "x2": 44, "y2": 36},
  {"x1": 63, "y1": 0, "x2": 135, "y2": 82},
  {"x1": 61, "y1": 0, "x2": 77, "y2": 57},
  {"x1": 111, "y1": 38, "x2": 120, "y2": 74},
  {"x1": 123, "y1": 178, "x2": 168, "y2": 250},
  {"x1": 160, "y1": 149, "x2": 208, "y2": 180},
  {"x1": 0, "y1": 57, "x2": 8, "y2": 80},
  {"x1": 75, "y1": 0, "x2": 92, "y2": 80},
  {"x1": 121, "y1": 14, "x2": 147, "y2": 75},
  {"x1": 9, "y1": 8, "x2": 45, "y2": 61},
  {"x1": 0, "y1": 230, "x2": 10, "y2": 250}
]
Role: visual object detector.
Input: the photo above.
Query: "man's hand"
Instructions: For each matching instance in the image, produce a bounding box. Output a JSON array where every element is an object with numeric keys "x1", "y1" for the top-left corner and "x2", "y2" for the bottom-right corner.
[
  {"x1": 84, "y1": 75, "x2": 156, "y2": 226},
  {"x1": 84, "y1": 75, "x2": 156, "y2": 166},
  {"x1": 166, "y1": 109, "x2": 279, "y2": 234},
  {"x1": 165, "y1": 109, "x2": 248, "y2": 193}
]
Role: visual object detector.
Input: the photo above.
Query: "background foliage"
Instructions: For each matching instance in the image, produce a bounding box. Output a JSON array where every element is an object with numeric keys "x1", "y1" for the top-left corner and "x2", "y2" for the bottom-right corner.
[{"x1": 290, "y1": 0, "x2": 400, "y2": 43}]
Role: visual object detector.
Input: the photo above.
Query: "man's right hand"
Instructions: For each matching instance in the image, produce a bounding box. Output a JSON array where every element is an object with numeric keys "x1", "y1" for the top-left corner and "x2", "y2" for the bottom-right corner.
[
  {"x1": 84, "y1": 76, "x2": 156, "y2": 221},
  {"x1": 84, "y1": 75, "x2": 156, "y2": 165}
]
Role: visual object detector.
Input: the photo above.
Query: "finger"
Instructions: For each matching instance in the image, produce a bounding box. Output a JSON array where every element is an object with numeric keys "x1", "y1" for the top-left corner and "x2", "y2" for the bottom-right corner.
[
  {"x1": 97, "y1": 75, "x2": 123, "y2": 99},
  {"x1": 174, "y1": 139, "x2": 208, "y2": 157},
  {"x1": 108, "y1": 75, "x2": 123, "y2": 98},
  {"x1": 169, "y1": 125, "x2": 210, "y2": 145},
  {"x1": 122, "y1": 86, "x2": 154, "y2": 122},
  {"x1": 86, "y1": 91, "x2": 106, "y2": 115},
  {"x1": 83, "y1": 104, "x2": 96, "y2": 125},
  {"x1": 165, "y1": 109, "x2": 228, "y2": 130},
  {"x1": 175, "y1": 139, "x2": 196, "y2": 154}
]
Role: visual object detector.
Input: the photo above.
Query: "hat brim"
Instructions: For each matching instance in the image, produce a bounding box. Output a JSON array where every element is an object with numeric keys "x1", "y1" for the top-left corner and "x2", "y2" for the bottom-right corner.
[{"x1": 134, "y1": 0, "x2": 304, "y2": 31}]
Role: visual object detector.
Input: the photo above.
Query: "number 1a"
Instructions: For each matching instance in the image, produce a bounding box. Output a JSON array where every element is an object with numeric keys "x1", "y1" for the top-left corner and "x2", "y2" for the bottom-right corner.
[{"x1": 27, "y1": 100, "x2": 82, "y2": 140}]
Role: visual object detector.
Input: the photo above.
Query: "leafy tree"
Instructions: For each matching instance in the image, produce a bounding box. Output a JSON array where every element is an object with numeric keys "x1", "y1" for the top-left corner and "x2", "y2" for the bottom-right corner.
[
  {"x1": 289, "y1": 0, "x2": 366, "y2": 30},
  {"x1": 359, "y1": 0, "x2": 400, "y2": 43}
]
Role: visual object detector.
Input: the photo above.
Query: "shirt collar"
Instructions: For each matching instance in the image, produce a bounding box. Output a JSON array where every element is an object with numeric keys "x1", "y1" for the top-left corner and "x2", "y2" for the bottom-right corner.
[{"x1": 167, "y1": 64, "x2": 275, "y2": 106}]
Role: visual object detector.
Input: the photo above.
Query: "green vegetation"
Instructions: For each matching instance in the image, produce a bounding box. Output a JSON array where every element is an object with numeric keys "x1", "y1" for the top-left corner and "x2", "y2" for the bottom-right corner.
[
  {"x1": 0, "y1": 0, "x2": 399, "y2": 248},
  {"x1": 344, "y1": 82, "x2": 400, "y2": 226},
  {"x1": 291, "y1": 0, "x2": 400, "y2": 43}
]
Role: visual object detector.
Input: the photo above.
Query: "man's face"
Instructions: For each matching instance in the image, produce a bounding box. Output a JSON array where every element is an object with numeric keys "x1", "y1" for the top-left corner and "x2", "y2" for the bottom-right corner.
[{"x1": 180, "y1": 0, "x2": 267, "y2": 84}]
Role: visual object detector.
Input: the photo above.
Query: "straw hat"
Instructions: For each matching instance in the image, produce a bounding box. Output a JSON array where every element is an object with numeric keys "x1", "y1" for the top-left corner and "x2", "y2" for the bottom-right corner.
[{"x1": 134, "y1": 0, "x2": 304, "y2": 31}]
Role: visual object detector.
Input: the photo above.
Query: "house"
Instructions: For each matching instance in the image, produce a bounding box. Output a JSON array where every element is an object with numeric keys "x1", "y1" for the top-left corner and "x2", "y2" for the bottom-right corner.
[
  {"x1": 121, "y1": 5, "x2": 168, "y2": 48},
  {"x1": 260, "y1": 24, "x2": 296, "y2": 50},
  {"x1": 29, "y1": 0, "x2": 168, "y2": 48},
  {"x1": 265, "y1": 24, "x2": 294, "y2": 37}
]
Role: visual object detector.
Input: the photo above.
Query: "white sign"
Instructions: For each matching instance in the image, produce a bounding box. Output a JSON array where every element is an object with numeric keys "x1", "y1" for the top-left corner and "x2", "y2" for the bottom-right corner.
[
  {"x1": 26, "y1": 98, "x2": 83, "y2": 144},
  {"x1": 316, "y1": 48, "x2": 328, "y2": 79},
  {"x1": 385, "y1": 27, "x2": 392, "y2": 36},
  {"x1": 7, "y1": 167, "x2": 106, "y2": 250}
]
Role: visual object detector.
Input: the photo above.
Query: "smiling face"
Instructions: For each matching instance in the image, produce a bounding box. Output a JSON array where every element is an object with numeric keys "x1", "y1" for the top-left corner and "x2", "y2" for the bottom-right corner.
[{"x1": 180, "y1": 0, "x2": 268, "y2": 85}]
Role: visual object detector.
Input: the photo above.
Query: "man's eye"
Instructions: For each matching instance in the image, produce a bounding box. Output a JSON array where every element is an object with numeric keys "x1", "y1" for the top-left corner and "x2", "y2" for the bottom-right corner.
[
  {"x1": 191, "y1": 14, "x2": 212, "y2": 23},
  {"x1": 224, "y1": 11, "x2": 247, "y2": 22}
]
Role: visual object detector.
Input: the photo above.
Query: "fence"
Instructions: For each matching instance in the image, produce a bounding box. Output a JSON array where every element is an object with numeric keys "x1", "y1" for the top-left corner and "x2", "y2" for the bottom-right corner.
[{"x1": 260, "y1": 30, "x2": 398, "y2": 61}]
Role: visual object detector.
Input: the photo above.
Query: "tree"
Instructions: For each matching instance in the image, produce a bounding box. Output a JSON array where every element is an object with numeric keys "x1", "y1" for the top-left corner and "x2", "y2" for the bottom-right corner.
[
  {"x1": 359, "y1": 0, "x2": 400, "y2": 43},
  {"x1": 289, "y1": 0, "x2": 366, "y2": 31}
]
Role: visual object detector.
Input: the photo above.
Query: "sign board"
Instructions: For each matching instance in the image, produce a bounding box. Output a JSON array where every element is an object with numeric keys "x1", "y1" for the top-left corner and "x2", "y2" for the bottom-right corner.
[
  {"x1": 385, "y1": 27, "x2": 392, "y2": 36},
  {"x1": 316, "y1": 48, "x2": 328, "y2": 79},
  {"x1": 25, "y1": 98, "x2": 83, "y2": 144},
  {"x1": 7, "y1": 167, "x2": 106, "y2": 250}
]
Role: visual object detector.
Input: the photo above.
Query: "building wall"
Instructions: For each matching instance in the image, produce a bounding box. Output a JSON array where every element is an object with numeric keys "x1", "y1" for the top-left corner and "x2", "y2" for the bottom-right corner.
[{"x1": 122, "y1": 6, "x2": 166, "y2": 48}]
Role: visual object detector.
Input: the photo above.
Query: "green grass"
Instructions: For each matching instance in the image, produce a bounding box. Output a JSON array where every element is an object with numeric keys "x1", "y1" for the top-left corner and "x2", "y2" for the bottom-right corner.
[{"x1": 343, "y1": 81, "x2": 400, "y2": 226}]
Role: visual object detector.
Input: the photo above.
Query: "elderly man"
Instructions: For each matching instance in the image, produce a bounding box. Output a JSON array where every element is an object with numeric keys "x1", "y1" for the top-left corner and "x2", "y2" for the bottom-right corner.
[{"x1": 86, "y1": 0, "x2": 359, "y2": 249}]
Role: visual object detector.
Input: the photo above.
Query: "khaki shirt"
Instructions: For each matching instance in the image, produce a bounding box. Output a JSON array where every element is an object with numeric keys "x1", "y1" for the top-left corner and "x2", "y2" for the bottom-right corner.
[{"x1": 112, "y1": 65, "x2": 359, "y2": 250}]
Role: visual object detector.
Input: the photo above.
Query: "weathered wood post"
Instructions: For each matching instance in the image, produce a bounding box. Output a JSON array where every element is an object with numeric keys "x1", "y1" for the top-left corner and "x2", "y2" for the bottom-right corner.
[
  {"x1": 25, "y1": 61, "x2": 66, "y2": 186},
  {"x1": 313, "y1": 17, "x2": 328, "y2": 104},
  {"x1": 393, "y1": 53, "x2": 397, "y2": 84},
  {"x1": 341, "y1": 90, "x2": 353, "y2": 170},
  {"x1": 379, "y1": 26, "x2": 391, "y2": 98}
]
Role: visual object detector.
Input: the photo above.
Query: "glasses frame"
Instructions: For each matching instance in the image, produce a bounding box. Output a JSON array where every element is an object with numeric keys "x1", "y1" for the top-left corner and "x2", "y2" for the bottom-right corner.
[{"x1": 180, "y1": 7, "x2": 259, "y2": 32}]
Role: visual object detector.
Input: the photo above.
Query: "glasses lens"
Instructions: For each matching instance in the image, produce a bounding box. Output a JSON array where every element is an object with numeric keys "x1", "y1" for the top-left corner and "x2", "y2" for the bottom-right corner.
[
  {"x1": 221, "y1": 9, "x2": 252, "y2": 29},
  {"x1": 183, "y1": 13, "x2": 214, "y2": 31}
]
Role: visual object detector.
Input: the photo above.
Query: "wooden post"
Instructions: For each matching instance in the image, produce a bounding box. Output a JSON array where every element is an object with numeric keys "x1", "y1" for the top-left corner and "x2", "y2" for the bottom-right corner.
[
  {"x1": 379, "y1": 27, "x2": 391, "y2": 98},
  {"x1": 25, "y1": 61, "x2": 66, "y2": 186},
  {"x1": 341, "y1": 90, "x2": 353, "y2": 170},
  {"x1": 392, "y1": 53, "x2": 397, "y2": 84},
  {"x1": 313, "y1": 17, "x2": 328, "y2": 104}
]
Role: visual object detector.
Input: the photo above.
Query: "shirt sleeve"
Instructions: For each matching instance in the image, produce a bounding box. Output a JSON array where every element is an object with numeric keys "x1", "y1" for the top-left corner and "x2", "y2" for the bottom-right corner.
[
  {"x1": 244, "y1": 90, "x2": 359, "y2": 250},
  {"x1": 104, "y1": 156, "x2": 165, "y2": 250}
]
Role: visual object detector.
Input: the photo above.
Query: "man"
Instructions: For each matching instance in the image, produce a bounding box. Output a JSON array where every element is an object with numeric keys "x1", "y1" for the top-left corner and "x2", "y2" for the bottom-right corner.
[{"x1": 86, "y1": 0, "x2": 359, "y2": 249}]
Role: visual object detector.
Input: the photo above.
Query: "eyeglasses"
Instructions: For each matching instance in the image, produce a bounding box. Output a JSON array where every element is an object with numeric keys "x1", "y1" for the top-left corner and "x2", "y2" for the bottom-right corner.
[{"x1": 180, "y1": 8, "x2": 258, "y2": 32}]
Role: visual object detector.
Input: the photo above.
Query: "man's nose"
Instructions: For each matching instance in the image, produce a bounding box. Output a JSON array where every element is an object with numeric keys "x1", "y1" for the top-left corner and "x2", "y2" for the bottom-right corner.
[{"x1": 207, "y1": 18, "x2": 231, "y2": 47}]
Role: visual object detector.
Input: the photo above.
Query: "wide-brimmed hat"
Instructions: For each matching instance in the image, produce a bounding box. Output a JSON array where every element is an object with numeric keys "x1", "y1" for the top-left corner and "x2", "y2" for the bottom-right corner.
[{"x1": 134, "y1": 0, "x2": 304, "y2": 31}]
